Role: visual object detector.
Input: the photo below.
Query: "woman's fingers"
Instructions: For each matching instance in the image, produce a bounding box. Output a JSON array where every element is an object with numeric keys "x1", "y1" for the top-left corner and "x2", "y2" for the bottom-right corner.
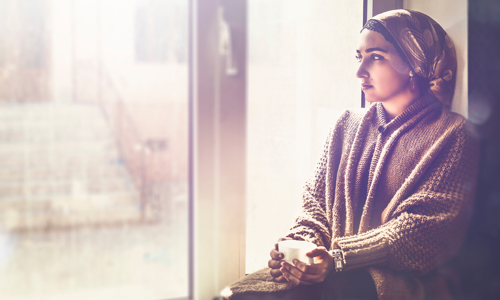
[
  {"x1": 271, "y1": 238, "x2": 292, "y2": 259},
  {"x1": 270, "y1": 268, "x2": 282, "y2": 278},
  {"x1": 268, "y1": 259, "x2": 282, "y2": 269},
  {"x1": 269, "y1": 241, "x2": 286, "y2": 281},
  {"x1": 291, "y1": 259, "x2": 322, "y2": 275},
  {"x1": 270, "y1": 248, "x2": 284, "y2": 261},
  {"x1": 281, "y1": 265, "x2": 314, "y2": 286},
  {"x1": 270, "y1": 238, "x2": 292, "y2": 262},
  {"x1": 282, "y1": 262, "x2": 320, "y2": 282}
]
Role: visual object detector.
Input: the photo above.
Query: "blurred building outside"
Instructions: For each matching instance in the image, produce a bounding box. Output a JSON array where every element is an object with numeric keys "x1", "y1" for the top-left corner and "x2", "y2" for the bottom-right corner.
[{"x1": 0, "y1": 0, "x2": 189, "y2": 299}]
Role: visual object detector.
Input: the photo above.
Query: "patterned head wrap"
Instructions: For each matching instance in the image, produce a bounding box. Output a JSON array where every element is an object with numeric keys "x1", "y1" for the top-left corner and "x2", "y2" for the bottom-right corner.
[{"x1": 368, "y1": 9, "x2": 457, "y2": 107}]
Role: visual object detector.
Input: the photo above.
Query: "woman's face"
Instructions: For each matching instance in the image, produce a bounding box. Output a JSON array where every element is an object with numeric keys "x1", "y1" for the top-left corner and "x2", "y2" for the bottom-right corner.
[{"x1": 356, "y1": 29, "x2": 412, "y2": 104}]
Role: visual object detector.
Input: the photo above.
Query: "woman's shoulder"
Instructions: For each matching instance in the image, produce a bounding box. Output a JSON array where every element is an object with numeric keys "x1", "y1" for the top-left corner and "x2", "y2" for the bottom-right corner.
[
  {"x1": 440, "y1": 107, "x2": 466, "y2": 123},
  {"x1": 332, "y1": 107, "x2": 372, "y2": 128},
  {"x1": 422, "y1": 107, "x2": 480, "y2": 151},
  {"x1": 437, "y1": 108, "x2": 477, "y2": 137}
]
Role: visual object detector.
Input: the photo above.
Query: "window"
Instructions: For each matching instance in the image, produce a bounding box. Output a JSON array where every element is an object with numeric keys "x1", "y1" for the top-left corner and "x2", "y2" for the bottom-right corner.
[{"x1": 0, "y1": 0, "x2": 188, "y2": 299}]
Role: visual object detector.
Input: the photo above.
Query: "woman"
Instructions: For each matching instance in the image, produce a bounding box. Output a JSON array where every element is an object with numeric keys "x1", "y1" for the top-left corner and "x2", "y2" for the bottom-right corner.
[{"x1": 225, "y1": 9, "x2": 479, "y2": 300}]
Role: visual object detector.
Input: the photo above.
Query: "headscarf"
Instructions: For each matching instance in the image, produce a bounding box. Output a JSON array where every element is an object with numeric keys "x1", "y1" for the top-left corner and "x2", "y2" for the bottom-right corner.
[{"x1": 368, "y1": 9, "x2": 457, "y2": 107}]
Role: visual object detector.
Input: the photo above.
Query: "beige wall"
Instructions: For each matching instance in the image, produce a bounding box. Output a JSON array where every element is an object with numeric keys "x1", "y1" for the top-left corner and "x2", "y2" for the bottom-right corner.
[{"x1": 404, "y1": 0, "x2": 468, "y2": 117}]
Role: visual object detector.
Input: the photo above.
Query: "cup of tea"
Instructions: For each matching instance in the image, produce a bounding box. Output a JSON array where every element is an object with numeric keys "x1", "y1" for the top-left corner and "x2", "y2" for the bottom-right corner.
[{"x1": 278, "y1": 240, "x2": 316, "y2": 265}]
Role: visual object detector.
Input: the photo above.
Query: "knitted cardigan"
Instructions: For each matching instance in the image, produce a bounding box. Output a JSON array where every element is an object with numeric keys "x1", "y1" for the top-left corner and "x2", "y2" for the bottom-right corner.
[{"x1": 285, "y1": 94, "x2": 479, "y2": 299}]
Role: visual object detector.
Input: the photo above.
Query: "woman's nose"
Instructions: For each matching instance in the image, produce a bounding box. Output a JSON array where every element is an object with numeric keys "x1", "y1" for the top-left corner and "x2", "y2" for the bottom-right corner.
[{"x1": 356, "y1": 60, "x2": 369, "y2": 79}]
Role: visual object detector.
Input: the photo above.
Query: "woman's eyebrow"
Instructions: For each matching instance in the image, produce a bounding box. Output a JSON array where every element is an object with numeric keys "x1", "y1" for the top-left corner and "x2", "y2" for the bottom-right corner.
[
  {"x1": 356, "y1": 47, "x2": 388, "y2": 54},
  {"x1": 366, "y1": 47, "x2": 388, "y2": 53}
]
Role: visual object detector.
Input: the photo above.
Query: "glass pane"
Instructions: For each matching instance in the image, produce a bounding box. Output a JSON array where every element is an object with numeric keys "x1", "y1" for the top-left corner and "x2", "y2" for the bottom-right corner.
[
  {"x1": 0, "y1": 0, "x2": 188, "y2": 299},
  {"x1": 246, "y1": 0, "x2": 363, "y2": 273}
]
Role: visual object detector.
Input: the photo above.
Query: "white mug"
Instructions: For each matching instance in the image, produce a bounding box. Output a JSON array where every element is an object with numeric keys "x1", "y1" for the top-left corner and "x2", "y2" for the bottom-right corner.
[{"x1": 278, "y1": 240, "x2": 316, "y2": 265}]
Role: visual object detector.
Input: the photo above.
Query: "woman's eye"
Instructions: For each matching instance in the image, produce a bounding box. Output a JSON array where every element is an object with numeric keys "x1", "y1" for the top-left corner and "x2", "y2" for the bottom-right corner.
[
  {"x1": 355, "y1": 55, "x2": 362, "y2": 62},
  {"x1": 371, "y1": 54, "x2": 384, "y2": 60}
]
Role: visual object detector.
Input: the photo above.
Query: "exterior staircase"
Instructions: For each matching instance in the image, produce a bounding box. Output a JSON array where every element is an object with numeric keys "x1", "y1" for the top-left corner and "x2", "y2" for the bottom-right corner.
[{"x1": 0, "y1": 102, "x2": 146, "y2": 231}]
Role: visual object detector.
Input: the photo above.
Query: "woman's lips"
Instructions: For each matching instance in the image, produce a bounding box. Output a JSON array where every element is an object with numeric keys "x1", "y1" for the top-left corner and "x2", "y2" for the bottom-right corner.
[{"x1": 361, "y1": 84, "x2": 373, "y2": 91}]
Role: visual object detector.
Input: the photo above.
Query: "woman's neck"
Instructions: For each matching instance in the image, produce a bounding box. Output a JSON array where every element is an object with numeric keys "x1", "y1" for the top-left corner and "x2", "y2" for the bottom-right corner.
[{"x1": 381, "y1": 90, "x2": 422, "y2": 120}]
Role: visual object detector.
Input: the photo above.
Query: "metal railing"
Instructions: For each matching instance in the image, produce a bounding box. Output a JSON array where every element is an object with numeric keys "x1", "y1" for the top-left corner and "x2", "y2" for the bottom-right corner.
[{"x1": 77, "y1": 60, "x2": 151, "y2": 221}]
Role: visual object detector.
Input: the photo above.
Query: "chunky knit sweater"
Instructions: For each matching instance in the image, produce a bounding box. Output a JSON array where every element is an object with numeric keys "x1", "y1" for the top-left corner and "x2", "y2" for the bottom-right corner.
[{"x1": 285, "y1": 94, "x2": 479, "y2": 299}]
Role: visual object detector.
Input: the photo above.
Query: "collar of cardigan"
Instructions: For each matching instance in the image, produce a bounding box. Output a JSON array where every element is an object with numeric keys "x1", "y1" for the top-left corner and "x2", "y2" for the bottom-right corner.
[{"x1": 374, "y1": 93, "x2": 441, "y2": 133}]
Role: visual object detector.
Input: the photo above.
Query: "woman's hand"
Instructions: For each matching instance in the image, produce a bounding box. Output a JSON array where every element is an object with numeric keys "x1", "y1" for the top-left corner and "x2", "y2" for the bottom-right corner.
[
  {"x1": 268, "y1": 238, "x2": 293, "y2": 282},
  {"x1": 279, "y1": 246, "x2": 335, "y2": 286}
]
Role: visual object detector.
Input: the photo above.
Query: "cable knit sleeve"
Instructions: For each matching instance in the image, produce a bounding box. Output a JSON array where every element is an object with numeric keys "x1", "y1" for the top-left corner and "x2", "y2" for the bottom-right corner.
[
  {"x1": 336, "y1": 121, "x2": 479, "y2": 275},
  {"x1": 285, "y1": 165, "x2": 332, "y2": 248}
]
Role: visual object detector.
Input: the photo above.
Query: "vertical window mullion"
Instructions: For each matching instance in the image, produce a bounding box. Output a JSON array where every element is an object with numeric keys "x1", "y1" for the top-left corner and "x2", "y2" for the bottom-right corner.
[{"x1": 191, "y1": 0, "x2": 246, "y2": 299}]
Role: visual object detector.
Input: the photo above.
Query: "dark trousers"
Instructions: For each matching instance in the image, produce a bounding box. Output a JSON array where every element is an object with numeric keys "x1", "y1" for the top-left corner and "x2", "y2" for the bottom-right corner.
[{"x1": 230, "y1": 270, "x2": 378, "y2": 300}]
